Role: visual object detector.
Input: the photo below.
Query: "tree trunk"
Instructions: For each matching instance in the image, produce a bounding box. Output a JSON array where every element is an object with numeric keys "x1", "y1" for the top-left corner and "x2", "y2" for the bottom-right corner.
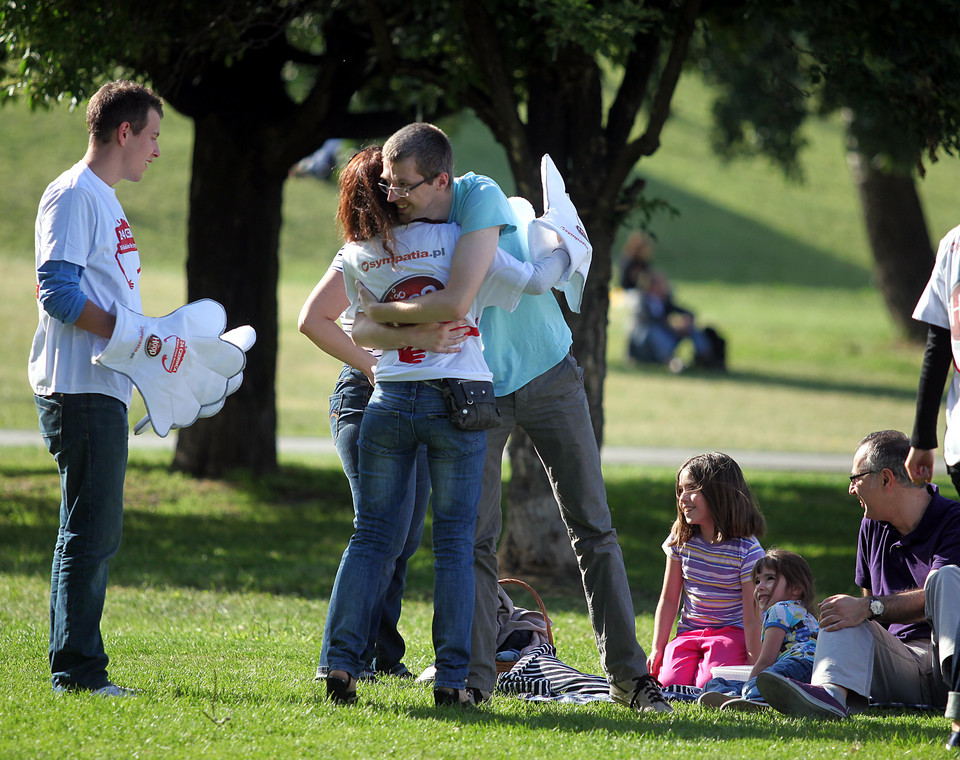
[
  {"x1": 172, "y1": 114, "x2": 283, "y2": 476},
  {"x1": 497, "y1": 429, "x2": 580, "y2": 580},
  {"x1": 490, "y1": 41, "x2": 629, "y2": 579},
  {"x1": 847, "y1": 150, "x2": 935, "y2": 343}
]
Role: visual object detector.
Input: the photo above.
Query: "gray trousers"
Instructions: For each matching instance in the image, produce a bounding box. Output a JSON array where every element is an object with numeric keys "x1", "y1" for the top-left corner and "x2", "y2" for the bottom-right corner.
[
  {"x1": 812, "y1": 565, "x2": 960, "y2": 717},
  {"x1": 467, "y1": 354, "x2": 648, "y2": 692}
]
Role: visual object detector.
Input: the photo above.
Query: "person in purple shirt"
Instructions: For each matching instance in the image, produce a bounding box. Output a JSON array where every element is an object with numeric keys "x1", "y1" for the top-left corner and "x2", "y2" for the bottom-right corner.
[{"x1": 758, "y1": 430, "x2": 960, "y2": 749}]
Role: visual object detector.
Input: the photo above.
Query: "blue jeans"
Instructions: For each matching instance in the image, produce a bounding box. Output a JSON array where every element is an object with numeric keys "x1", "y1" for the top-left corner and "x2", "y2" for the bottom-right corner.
[
  {"x1": 35, "y1": 392, "x2": 128, "y2": 690},
  {"x1": 318, "y1": 366, "x2": 429, "y2": 674},
  {"x1": 628, "y1": 323, "x2": 712, "y2": 365},
  {"x1": 702, "y1": 655, "x2": 814, "y2": 702},
  {"x1": 322, "y1": 381, "x2": 485, "y2": 690}
]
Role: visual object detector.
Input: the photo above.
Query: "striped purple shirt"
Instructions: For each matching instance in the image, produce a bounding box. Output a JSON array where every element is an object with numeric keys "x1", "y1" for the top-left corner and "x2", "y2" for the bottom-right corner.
[{"x1": 664, "y1": 534, "x2": 765, "y2": 632}]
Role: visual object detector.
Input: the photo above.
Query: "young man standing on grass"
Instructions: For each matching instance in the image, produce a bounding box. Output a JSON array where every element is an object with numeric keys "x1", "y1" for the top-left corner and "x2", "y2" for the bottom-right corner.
[
  {"x1": 353, "y1": 122, "x2": 670, "y2": 713},
  {"x1": 29, "y1": 80, "x2": 163, "y2": 697},
  {"x1": 759, "y1": 430, "x2": 960, "y2": 749}
]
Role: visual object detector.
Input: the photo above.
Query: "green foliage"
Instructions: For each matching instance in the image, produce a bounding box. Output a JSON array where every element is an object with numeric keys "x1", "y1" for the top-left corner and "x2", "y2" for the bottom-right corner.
[
  {"x1": 699, "y1": 0, "x2": 960, "y2": 175},
  {"x1": 1, "y1": 1, "x2": 130, "y2": 106},
  {"x1": 521, "y1": 0, "x2": 664, "y2": 62},
  {"x1": 695, "y1": 20, "x2": 810, "y2": 179}
]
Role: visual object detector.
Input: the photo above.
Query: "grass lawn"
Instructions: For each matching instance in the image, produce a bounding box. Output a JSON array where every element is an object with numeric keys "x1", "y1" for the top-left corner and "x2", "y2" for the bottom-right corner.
[{"x1": 0, "y1": 447, "x2": 950, "y2": 759}]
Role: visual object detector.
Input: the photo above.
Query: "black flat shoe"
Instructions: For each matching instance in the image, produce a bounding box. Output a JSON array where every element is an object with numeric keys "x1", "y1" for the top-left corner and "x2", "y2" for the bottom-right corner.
[
  {"x1": 434, "y1": 687, "x2": 473, "y2": 707},
  {"x1": 946, "y1": 730, "x2": 960, "y2": 750},
  {"x1": 326, "y1": 671, "x2": 357, "y2": 705}
]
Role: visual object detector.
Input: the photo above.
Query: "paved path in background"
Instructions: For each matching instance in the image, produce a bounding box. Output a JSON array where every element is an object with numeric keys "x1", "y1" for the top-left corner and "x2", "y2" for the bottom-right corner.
[{"x1": 0, "y1": 429, "x2": 851, "y2": 473}]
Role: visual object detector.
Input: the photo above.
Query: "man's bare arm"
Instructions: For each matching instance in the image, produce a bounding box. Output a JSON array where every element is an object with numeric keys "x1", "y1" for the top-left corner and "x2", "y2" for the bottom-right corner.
[
  {"x1": 818, "y1": 588, "x2": 926, "y2": 632},
  {"x1": 351, "y1": 313, "x2": 469, "y2": 354},
  {"x1": 73, "y1": 300, "x2": 116, "y2": 339},
  {"x1": 359, "y1": 227, "x2": 501, "y2": 323}
]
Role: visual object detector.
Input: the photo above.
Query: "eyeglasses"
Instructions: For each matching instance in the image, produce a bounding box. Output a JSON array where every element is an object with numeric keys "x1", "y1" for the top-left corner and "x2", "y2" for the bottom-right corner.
[
  {"x1": 378, "y1": 176, "x2": 433, "y2": 198},
  {"x1": 849, "y1": 470, "x2": 876, "y2": 484}
]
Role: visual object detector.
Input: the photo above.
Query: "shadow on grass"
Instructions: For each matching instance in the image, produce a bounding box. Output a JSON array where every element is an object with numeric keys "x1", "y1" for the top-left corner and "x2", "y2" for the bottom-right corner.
[
  {"x1": 641, "y1": 176, "x2": 872, "y2": 290},
  {"x1": 2, "y1": 457, "x2": 862, "y2": 614},
  {"x1": 404, "y1": 699, "x2": 945, "y2": 748},
  {"x1": 607, "y1": 362, "x2": 916, "y2": 403},
  {"x1": 720, "y1": 368, "x2": 915, "y2": 401},
  {"x1": 1, "y1": 458, "x2": 376, "y2": 601}
]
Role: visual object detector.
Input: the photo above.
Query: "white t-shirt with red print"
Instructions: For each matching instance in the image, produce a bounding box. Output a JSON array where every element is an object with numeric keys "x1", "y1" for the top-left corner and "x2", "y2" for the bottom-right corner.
[
  {"x1": 341, "y1": 221, "x2": 532, "y2": 383},
  {"x1": 914, "y1": 223, "x2": 960, "y2": 466},
  {"x1": 29, "y1": 161, "x2": 144, "y2": 406}
]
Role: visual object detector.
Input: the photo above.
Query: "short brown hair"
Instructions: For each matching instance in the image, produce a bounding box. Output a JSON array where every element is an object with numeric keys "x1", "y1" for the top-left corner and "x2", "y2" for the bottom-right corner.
[
  {"x1": 86, "y1": 80, "x2": 163, "y2": 144},
  {"x1": 382, "y1": 122, "x2": 454, "y2": 181}
]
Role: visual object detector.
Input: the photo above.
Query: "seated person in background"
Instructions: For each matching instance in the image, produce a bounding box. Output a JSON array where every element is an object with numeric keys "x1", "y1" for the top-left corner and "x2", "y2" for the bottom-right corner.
[
  {"x1": 289, "y1": 138, "x2": 343, "y2": 180},
  {"x1": 627, "y1": 269, "x2": 726, "y2": 372},
  {"x1": 619, "y1": 231, "x2": 655, "y2": 291}
]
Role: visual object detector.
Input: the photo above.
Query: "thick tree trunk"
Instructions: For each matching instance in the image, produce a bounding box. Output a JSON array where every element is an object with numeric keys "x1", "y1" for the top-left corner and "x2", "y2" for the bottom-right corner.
[
  {"x1": 493, "y1": 41, "x2": 626, "y2": 580},
  {"x1": 172, "y1": 115, "x2": 283, "y2": 476},
  {"x1": 847, "y1": 150, "x2": 935, "y2": 343},
  {"x1": 497, "y1": 429, "x2": 580, "y2": 580}
]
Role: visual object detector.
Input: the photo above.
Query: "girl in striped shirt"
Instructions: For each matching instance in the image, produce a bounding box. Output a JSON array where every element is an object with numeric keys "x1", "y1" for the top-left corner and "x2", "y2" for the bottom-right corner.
[{"x1": 648, "y1": 452, "x2": 766, "y2": 688}]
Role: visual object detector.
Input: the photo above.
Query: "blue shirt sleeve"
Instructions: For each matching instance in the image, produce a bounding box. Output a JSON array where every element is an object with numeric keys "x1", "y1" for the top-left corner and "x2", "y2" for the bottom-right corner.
[{"x1": 37, "y1": 259, "x2": 87, "y2": 324}]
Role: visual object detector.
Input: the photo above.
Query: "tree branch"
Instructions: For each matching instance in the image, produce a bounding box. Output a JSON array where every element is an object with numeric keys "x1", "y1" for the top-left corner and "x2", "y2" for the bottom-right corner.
[{"x1": 637, "y1": 0, "x2": 703, "y2": 156}]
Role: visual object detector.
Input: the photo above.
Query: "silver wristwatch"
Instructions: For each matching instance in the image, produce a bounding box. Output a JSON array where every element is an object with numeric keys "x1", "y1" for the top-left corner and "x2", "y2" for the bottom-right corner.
[{"x1": 868, "y1": 596, "x2": 884, "y2": 619}]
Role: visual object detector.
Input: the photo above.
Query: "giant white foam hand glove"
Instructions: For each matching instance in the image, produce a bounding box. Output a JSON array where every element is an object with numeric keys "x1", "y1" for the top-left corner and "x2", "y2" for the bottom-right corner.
[
  {"x1": 132, "y1": 324, "x2": 256, "y2": 435},
  {"x1": 92, "y1": 300, "x2": 248, "y2": 437},
  {"x1": 526, "y1": 154, "x2": 593, "y2": 313}
]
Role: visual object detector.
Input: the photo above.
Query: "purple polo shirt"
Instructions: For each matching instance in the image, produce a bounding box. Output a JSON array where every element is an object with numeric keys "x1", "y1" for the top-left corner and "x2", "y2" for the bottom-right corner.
[{"x1": 855, "y1": 484, "x2": 960, "y2": 641}]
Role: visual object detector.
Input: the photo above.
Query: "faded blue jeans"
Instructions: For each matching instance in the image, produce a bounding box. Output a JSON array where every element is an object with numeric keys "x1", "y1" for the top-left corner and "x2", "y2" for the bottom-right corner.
[
  {"x1": 322, "y1": 381, "x2": 485, "y2": 690},
  {"x1": 317, "y1": 366, "x2": 430, "y2": 675},
  {"x1": 36, "y1": 392, "x2": 128, "y2": 691}
]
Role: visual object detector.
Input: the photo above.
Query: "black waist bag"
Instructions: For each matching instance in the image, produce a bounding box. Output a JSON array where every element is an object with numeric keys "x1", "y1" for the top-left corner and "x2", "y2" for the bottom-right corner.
[{"x1": 441, "y1": 379, "x2": 501, "y2": 431}]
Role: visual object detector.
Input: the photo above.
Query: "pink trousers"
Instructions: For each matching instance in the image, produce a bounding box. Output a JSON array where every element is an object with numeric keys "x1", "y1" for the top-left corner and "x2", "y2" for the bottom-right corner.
[{"x1": 658, "y1": 626, "x2": 748, "y2": 688}]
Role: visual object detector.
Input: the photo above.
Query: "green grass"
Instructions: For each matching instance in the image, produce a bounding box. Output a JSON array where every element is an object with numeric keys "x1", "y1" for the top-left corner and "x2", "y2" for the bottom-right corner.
[{"x1": 1, "y1": 447, "x2": 950, "y2": 760}]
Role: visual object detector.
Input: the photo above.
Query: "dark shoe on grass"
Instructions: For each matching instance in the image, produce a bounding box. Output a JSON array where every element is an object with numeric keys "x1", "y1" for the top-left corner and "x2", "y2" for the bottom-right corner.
[{"x1": 757, "y1": 672, "x2": 847, "y2": 719}]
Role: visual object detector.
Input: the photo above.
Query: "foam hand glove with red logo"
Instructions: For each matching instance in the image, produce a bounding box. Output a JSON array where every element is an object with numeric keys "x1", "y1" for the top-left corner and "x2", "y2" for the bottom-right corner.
[
  {"x1": 526, "y1": 154, "x2": 593, "y2": 313},
  {"x1": 92, "y1": 300, "x2": 248, "y2": 437},
  {"x1": 132, "y1": 324, "x2": 257, "y2": 435}
]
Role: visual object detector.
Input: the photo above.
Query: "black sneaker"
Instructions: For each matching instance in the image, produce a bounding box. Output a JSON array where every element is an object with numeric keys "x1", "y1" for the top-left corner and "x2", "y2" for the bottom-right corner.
[
  {"x1": 610, "y1": 674, "x2": 672, "y2": 713},
  {"x1": 433, "y1": 687, "x2": 474, "y2": 708}
]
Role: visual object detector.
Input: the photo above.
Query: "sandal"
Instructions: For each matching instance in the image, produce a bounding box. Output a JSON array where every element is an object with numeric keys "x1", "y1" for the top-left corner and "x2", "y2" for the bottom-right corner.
[{"x1": 326, "y1": 670, "x2": 358, "y2": 705}]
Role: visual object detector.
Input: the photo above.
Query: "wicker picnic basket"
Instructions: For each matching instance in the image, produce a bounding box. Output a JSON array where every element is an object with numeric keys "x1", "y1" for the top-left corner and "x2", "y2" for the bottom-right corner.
[{"x1": 496, "y1": 578, "x2": 554, "y2": 675}]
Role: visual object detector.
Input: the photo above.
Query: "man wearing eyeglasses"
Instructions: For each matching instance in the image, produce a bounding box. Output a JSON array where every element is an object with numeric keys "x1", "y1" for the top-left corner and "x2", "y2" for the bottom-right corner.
[
  {"x1": 353, "y1": 122, "x2": 670, "y2": 713},
  {"x1": 759, "y1": 430, "x2": 960, "y2": 748}
]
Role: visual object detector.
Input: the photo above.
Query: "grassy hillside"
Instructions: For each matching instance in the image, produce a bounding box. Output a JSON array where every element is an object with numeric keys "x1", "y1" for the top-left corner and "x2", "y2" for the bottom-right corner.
[{"x1": 3, "y1": 76, "x2": 958, "y2": 454}]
